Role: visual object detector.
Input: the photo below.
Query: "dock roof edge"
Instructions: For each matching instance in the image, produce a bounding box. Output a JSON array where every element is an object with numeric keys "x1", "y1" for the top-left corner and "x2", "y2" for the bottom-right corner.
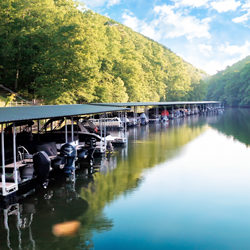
[
  {"x1": 0, "y1": 104, "x2": 131, "y2": 124},
  {"x1": 89, "y1": 101, "x2": 221, "y2": 107}
]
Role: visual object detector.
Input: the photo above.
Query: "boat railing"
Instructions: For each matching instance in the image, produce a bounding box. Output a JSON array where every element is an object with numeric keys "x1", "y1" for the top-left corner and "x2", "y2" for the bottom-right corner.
[{"x1": 17, "y1": 146, "x2": 33, "y2": 163}]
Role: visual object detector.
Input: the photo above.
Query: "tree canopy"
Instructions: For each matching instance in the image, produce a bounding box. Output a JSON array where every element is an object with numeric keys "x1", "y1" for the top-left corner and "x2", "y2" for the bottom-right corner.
[{"x1": 0, "y1": 0, "x2": 207, "y2": 104}]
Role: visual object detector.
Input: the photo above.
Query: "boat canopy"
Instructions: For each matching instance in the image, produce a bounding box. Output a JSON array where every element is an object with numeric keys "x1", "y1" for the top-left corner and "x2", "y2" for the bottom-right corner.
[
  {"x1": 90, "y1": 101, "x2": 221, "y2": 107},
  {"x1": 161, "y1": 110, "x2": 169, "y2": 116},
  {"x1": 0, "y1": 104, "x2": 131, "y2": 124}
]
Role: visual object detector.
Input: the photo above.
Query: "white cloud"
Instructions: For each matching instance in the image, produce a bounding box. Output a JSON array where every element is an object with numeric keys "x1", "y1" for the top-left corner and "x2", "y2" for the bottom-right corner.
[
  {"x1": 122, "y1": 12, "x2": 161, "y2": 40},
  {"x1": 242, "y1": 2, "x2": 250, "y2": 11},
  {"x1": 219, "y1": 41, "x2": 250, "y2": 56},
  {"x1": 153, "y1": 4, "x2": 211, "y2": 40},
  {"x1": 107, "y1": 0, "x2": 120, "y2": 7},
  {"x1": 233, "y1": 2, "x2": 250, "y2": 24},
  {"x1": 210, "y1": 0, "x2": 241, "y2": 13},
  {"x1": 233, "y1": 13, "x2": 250, "y2": 23},
  {"x1": 199, "y1": 44, "x2": 213, "y2": 57},
  {"x1": 122, "y1": 5, "x2": 211, "y2": 41},
  {"x1": 171, "y1": 0, "x2": 210, "y2": 8},
  {"x1": 122, "y1": 13, "x2": 141, "y2": 32}
]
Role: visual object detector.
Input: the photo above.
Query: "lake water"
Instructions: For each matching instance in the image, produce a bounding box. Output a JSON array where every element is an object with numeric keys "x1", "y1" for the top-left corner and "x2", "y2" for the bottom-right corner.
[{"x1": 1, "y1": 108, "x2": 250, "y2": 250}]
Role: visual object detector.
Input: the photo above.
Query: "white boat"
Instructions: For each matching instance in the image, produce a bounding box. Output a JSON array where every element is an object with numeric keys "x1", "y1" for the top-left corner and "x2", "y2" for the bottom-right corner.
[{"x1": 89, "y1": 117, "x2": 123, "y2": 130}]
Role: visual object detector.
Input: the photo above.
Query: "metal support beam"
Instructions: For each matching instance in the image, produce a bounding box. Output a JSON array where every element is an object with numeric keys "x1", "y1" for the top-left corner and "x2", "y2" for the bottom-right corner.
[{"x1": 1, "y1": 124, "x2": 6, "y2": 195}]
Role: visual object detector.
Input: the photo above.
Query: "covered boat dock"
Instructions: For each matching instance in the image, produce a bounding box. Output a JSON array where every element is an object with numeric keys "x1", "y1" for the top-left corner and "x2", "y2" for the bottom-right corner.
[
  {"x1": 0, "y1": 104, "x2": 130, "y2": 205},
  {"x1": 91, "y1": 101, "x2": 222, "y2": 121}
]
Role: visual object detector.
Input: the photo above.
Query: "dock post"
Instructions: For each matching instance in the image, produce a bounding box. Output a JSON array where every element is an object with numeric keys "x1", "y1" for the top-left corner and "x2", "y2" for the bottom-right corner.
[
  {"x1": 37, "y1": 120, "x2": 40, "y2": 141},
  {"x1": 13, "y1": 123, "x2": 18, "y2": 190},
  {"x1": 134, "y1": 106, "x2": 137, "y2": 125},
  {"x1": 65, "y1": 118, "x2": 68, "y2": 143},
  {"x1": 124, "y1": 111, "x2": 127, "y2": 137},
  {"x1": 100, "y1": 113, "x2": 103, "y2": 153},
  {"x1": 71, "y1": 116, "x2": 74, "y2": 143},
  {"x1": 104, "y1": 112, "x2": 107, "y2": 153},
  {"x1": 1, "y1": 124, "x2": 6, "y2": 195},
  {"x1": 70, "y1": 116, "x2": 76, "y2": 177},
  {"x1": 145, "y1": 106, "x2": 148, "y2": 119}
]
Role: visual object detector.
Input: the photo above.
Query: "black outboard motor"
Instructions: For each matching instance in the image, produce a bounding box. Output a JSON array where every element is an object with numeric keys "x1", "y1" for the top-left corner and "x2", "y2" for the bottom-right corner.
[
  {"x1": 85, "y1": 137, "x2": 97, "y2": 148},
  {"x1": 85, "y1": 137, "x2": 97, "y2": 166},
  {"x1": 60, "y1": 143, "x2": 77, "y2": 176},
  {"x1": 33, "y1": 151, "x2": 51, "y2": 188}
]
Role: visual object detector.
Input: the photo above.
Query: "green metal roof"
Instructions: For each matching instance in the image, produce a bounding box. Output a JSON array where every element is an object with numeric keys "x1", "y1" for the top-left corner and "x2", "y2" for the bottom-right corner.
[
  {"x1": 90, "y1": 101, "x2": 221, "y2": 107},
  {"x1": 0, "y1": 104, "x2": 130, "y2": 124}
]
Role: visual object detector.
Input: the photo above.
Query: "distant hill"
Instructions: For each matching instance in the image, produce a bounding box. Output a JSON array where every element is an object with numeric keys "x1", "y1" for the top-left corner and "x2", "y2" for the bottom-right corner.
[
  {"x1": 0, "y1": 0, "x2": 208, "y2": 104},
  {"x1": 206, "y1": 55, "x2": 250, "y2": 107}
]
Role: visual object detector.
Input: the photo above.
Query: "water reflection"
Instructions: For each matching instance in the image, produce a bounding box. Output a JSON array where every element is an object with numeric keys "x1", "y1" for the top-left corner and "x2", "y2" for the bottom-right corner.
[
  {"x1": 79, "y1": 115, "x2": 208, "y2": 224},
  {"x1": 1, "y1": 113, "x2": 224, "y2": 249},
  {"x1": 209, "y1": 108, "x2": 250, "y2": 146}
]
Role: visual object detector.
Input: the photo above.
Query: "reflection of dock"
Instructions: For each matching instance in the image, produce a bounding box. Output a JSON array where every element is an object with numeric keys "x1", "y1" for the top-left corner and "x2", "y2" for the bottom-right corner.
[
  {"x1": 2, "y1": 203, "x2": 35, "y2": 250},
  {"x1": 0, "y1": 181, "x2": 88, "y2": 249}
]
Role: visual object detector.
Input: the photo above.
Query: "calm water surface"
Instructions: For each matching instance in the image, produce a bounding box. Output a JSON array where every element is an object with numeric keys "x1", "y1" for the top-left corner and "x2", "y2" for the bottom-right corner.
[{"x1": 1, "y1": 108, "x2": 250, "y2": 250}]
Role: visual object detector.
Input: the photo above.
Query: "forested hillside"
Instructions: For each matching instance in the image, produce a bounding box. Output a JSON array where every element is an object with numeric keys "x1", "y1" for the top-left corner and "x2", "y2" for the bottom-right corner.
[
  {"x1": 0, "y1": 0, "x2": 208, "y2": 104},
  {"x1": 206, "y1": 56, "x2": 250, "y2": 107}
]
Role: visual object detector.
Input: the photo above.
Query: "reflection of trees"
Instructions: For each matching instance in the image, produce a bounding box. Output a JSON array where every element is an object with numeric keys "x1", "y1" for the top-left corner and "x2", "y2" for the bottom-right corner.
[
  {"x1": 209, "y1": 108, "x2": 250, "y2": 146},
  {"x1": 79, "y1": 118, "x2": 206, "y2": 211}
]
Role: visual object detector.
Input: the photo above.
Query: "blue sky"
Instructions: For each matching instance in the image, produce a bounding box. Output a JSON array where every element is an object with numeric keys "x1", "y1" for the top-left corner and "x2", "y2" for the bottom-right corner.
[{"x1": 79, "y1": 0, "x2": 250, "y2": 75}]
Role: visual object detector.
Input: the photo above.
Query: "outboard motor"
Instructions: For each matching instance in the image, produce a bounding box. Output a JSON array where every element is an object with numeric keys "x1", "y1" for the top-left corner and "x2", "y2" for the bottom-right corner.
[
  {"x1": 33, "y1": 151, "x2": 51, "y2": 188},
  {"x1": 60, "y1": 143, "x2": 77, "y2": 176},
  {"x1": 85, "y1": 137, "x2": 97, "y2": 166},
  {"x1": 85, "y1": 137, "x2": 97, "y2": 148}
]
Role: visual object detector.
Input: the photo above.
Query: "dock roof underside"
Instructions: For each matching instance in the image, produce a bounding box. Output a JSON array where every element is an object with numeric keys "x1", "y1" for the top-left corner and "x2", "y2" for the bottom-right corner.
[
  {"x1": 90, "y1": 101, "x2": 221, "y2": 107},
  {"x1": 0, "y1": 104, "x2": 130, "y2": 124}
]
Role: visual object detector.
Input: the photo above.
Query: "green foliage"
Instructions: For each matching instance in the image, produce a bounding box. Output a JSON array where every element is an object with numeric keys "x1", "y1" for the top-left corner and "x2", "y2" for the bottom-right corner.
[
  {"x1": 0, "y1": 0, "x2": 206, "y2": 104},
  {"x1": 206, "y1": 57, "x2": 250, "y2": 107}
]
